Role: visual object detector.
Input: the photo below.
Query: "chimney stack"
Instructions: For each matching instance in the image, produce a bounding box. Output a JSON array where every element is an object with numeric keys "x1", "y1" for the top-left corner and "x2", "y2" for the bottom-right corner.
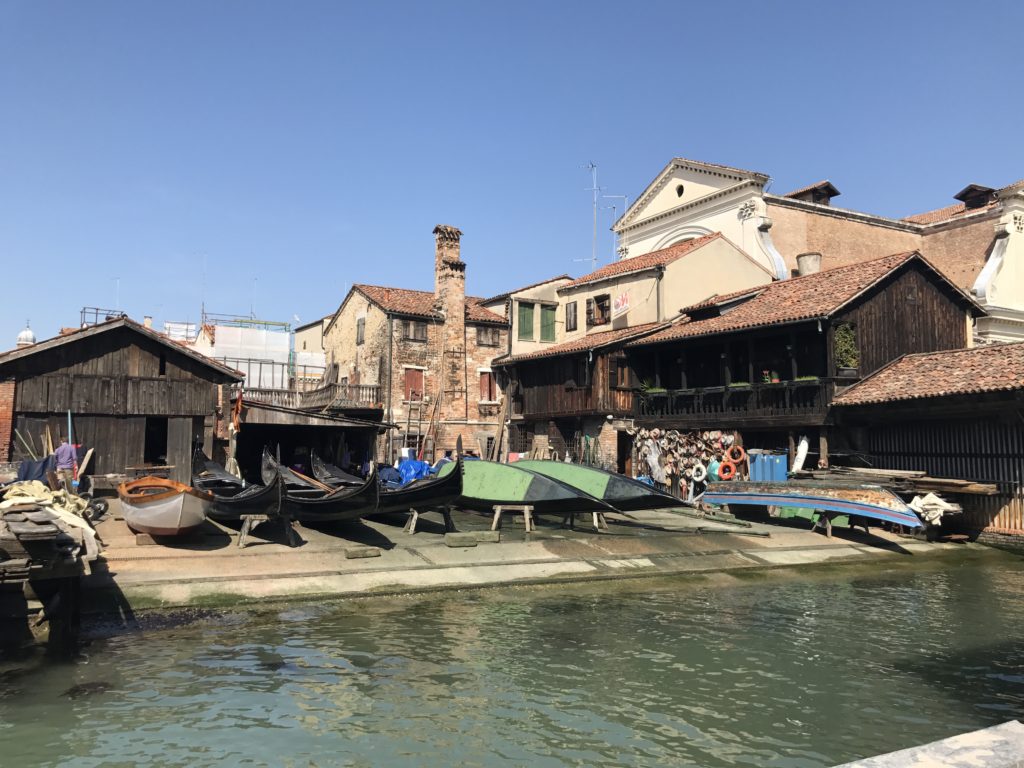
[
  {"x1": 143, "y1": 315, "x2": 153, "y2": 329},
  {"x1": 432, "y1": 224, "x2": 467, "y2": 425},
  {"x1": 796, "y1": 252, "x2": 822, "y2": 276}
]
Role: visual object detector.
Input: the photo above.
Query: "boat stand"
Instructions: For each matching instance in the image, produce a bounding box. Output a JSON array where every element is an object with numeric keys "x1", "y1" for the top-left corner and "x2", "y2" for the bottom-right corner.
[
  {"x1": 560, "y1": 511, "x2": 609, "y2": 532},
  {"x1": 403, "y1": 506, "x2": 456, "y2": 535},
  {"x1": 811, "y1": 510, "x2": 834, "y2": 538},
  {"x1": 238, "y1": 514, "x2": 302, "y2": 548},
  {"x1": 491, "y1": 504, "x2": 534, "y2": 532}
]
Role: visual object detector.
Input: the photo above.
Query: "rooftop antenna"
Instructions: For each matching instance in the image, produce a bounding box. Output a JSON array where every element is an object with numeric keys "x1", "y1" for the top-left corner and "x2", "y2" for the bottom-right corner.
[
  {"x1": 250, "y1": 277, "x2": 257, "y2": 318},
  {"x1": 575, "y1": 162, "x2": 602, "y2": 272},
  {"x1": 114, "y1": 277, "x2": 120, "y2": 311},
  {"x1": 603, "y1": 194, "x2": 628, "y2": 260}
]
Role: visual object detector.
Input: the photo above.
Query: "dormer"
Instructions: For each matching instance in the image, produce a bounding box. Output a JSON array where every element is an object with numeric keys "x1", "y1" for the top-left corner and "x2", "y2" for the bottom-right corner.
[
  {"x1": 953, "y1": 184, "x2": 996, "y2": 210},
  {"x1": 783, "y1": 180, "x2": 841, "y2": 207}
]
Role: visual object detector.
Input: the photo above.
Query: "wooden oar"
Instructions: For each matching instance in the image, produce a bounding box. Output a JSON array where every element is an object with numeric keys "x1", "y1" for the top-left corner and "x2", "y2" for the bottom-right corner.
[
  {"x1": 14, "y1": 429, "x2": 37, "y2": 460},
  {"x1": 287, "y1": 467, "x2": 335, "y2": 493}
]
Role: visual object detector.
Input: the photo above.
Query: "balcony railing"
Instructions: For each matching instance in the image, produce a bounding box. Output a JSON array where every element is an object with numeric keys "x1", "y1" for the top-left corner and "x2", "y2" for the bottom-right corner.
[
  {"x1": 244, "y1": 383, "x2": 382, "y2": 410},
  {"x1": 634, "y1": 379, "x2": 834, "y2": 426}
]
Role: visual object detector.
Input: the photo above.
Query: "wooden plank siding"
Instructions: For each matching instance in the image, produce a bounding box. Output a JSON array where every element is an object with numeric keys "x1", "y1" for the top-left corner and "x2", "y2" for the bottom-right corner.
[
  {"x1": 12, "y1": 414, "x2": 147, "y2": 475},
  {"x1": 14, "y1": 374, "x2": 215, "y2": 416},
  {"x1": 832, "y1": 264, "x2": 969, "y2": 377},
  {"x1": 511, "y1": 353, "x2": 634, "y2": 420},
  {"x1": 862, "y1": 418, "x2": 1024, "y2": 533}
]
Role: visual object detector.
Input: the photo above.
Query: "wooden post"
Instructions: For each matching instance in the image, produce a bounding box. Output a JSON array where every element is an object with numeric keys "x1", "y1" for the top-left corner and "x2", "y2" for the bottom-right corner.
[
  {"x1": 818, "y1": 429, "x2": 830, "y2": 469},
  {"x1": 788, "y1": 431, "x2": 796, "y2": 471}
]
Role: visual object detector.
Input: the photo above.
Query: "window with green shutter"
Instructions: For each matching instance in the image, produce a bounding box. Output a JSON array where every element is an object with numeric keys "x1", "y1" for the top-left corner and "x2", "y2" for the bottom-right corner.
[
  {"x1": 540, "y1": 304, "x2": 556, "y2": 342},
  {"x1": 517, "y1": 302, "x2": 534, "y2": 341}
]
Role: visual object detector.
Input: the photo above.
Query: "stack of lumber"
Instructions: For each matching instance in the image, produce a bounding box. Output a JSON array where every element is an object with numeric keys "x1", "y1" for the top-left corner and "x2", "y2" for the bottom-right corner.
[
  {"x1": 0, "y1": 503, "x2": 83, "y2": 583},
  {"x1": 793, "y1": 466, "x2": 999, "y2": 496}
]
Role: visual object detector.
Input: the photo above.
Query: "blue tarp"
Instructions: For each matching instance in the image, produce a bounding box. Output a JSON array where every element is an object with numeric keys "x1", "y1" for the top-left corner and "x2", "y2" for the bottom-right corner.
[
  {"x1": 398, "y1": 459, "x2": 431, "y2": 485},
  {"x1": 17, "y1": 455, "x2": 56, "y2": 483}
]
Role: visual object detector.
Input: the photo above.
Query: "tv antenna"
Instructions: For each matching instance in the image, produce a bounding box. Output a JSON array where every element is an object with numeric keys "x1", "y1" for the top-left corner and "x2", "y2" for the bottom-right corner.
[
  {"x1": 603, "y1": 194, "x2": 628, "y2": 260},
  {"x1": 574, "y1": 162, "x2": 603, "y2": 273}
]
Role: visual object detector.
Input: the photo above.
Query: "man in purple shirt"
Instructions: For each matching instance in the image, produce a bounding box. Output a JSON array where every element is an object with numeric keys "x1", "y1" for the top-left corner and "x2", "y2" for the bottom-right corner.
[{"x1": 54, "y1": 436, "x2": 75, "y2": 489}]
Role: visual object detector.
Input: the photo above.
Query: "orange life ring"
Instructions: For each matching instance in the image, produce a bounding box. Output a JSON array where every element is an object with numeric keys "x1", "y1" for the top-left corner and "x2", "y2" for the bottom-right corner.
[
  {"x1": 726, "y1": 445, "x2": 746, "y2": 464},
  {"x1": 718, "y1": 461, "x2": 737, "y2": 481}
]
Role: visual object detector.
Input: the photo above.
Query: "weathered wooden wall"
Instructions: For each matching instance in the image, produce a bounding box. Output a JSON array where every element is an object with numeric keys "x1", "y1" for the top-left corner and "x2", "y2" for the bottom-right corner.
[
  {"x1": 864, "y1": 417, "x2": 1024, "y2": 533},
  {"x1": 9, "y1": 328, "x2": 222, "y2": 417},
  {"x1": 836, "y1": 263, "x2": 969, "y2": 377}
]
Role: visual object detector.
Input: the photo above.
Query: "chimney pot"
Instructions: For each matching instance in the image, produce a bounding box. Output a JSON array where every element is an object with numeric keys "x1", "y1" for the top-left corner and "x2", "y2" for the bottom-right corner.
[
  {"x1": 796, "y1": 252, "x2": 822, "y2": 276},
  {"x1": 143, "y1": 315, "x2": 153, "y2": 329}
]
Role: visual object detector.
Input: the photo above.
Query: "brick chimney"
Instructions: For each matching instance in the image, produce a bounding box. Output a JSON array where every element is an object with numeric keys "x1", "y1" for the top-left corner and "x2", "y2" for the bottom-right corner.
[{"x1": 433, "y1": 224, "x2": 467, "y2": 424}]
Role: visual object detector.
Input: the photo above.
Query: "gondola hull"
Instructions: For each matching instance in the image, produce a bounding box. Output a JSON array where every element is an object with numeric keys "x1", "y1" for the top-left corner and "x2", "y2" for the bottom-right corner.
[
  {"x1": 375, "y1": 459, "x2": 464, "y2": 515},
  {"x1": 262, "y1": 449, "x2": 378, "y2": 522},
  {"x1": 436, "y1": 460, "x2": 613, "y2": 515},
  {"x1": 192, "y1": 451, "x2": 284, "y2": 521},
  {"x1": 513, "y1": 460, "x2": 689, "y2": 512}
]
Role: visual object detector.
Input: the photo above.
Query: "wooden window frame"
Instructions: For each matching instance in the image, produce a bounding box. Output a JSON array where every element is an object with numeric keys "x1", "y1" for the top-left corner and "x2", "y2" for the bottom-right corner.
[
  {"x1": 404, "y1": 368, "x2": 424, "y2": 401},
  {"x1": 479, "y1": 370, "x2": 497, "y2": 402},
  {"x1": 476, "y1": 326, "x2": 500, "y2": 347},
  {"x1": 586, "y1": 294, "x2": 611, "y2": 328},
  {"x1": 404, "y1": 320, "x2": 428, "y2": 342},
  {"x1": 356, "y1": 317, "x2": 365, "y2": 345},
  {"x1": 565, "y1": 301, "x2": 577, "y2": 332}
]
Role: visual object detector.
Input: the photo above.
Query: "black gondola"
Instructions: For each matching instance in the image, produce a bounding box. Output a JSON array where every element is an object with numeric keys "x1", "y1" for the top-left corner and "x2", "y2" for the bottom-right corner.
[
  {"x1": 375, "y1": 458, "x2": 464, "y2": 516},
  {"x1": 261, "y1": 447, "x2": 378, "y2": 522},
  {"x1": 191, "y1": 450, "x2": 283, "y2": 521},
  {"x1": 310, "y1": 452, "x2": 365, "y2": 487}
]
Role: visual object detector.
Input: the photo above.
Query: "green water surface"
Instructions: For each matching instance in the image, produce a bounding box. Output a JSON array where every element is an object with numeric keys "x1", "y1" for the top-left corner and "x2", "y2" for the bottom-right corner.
[{"x1": 3, "y1": 554, "x2": 1024, "y2": 767}]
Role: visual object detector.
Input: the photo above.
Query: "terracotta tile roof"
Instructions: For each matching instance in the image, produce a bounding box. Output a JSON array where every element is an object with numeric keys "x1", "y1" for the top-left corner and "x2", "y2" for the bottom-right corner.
[
  {"x1": 480, "y1": 275, "x2": 572, "y2": 305},
  {"x1": 354, "y1": 284, "x2": 506, "y2": 325},
  {"x1": 783, "y1": 180, "x2": 840, "y2": 199},
  {"x1": 833, "y1": 342, "x2": 1024, "y2": 406},
  {"x1": 903, "y1": 198, "x2": 1000, "y2": 225},
  {"x1": 496, "y1": 322, "x2": 665, "y2": 364},
  {"x1": 560, "y1": 233, "x2": 723, "y2": 290},
  {"x1": 630, "y1": 251, "x2": 969, "y2": 347}
]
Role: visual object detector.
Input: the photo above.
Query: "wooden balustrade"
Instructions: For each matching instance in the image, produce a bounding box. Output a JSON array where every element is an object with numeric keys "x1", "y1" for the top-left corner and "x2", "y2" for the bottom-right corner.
[{"x1": 634, "y1": 379, "x2": 835, "y2": 427}]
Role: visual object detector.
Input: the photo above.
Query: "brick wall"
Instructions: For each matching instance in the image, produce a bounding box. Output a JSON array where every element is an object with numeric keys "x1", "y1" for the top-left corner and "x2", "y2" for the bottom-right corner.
[{"x1": 0, "y1": 379, "x2": 14, "y2": 462}]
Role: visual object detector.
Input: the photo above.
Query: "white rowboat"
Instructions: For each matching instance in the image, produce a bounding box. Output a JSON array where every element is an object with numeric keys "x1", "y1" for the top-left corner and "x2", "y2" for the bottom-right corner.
[{"x1": 118, "y1": 476, "x2": 213, "y2": 536}]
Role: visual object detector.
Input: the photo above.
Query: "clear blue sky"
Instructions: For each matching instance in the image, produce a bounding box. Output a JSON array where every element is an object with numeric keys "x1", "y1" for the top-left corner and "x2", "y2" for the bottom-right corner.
[{"x1": 2, "y1": 1, "x2": 1022, "y2": 341}]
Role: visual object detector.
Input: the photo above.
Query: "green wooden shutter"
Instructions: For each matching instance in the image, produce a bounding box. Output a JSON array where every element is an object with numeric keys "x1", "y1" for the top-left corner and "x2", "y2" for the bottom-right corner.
[
  {"x1": 540, "y1": 305, "x2": 556, "y2": 342},
  {"x1": 518, "y1": 302, "x2": 534, "y2": 340}
]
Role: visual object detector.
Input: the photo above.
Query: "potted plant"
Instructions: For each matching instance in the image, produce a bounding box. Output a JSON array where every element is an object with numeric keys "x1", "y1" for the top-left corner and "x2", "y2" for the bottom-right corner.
[{"x1": 833, "y1": 322, "x2": 859, "y2": 377}]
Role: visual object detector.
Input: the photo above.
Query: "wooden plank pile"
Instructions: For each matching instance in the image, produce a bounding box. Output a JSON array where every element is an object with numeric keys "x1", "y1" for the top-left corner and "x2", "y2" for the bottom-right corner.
[
  {"x1": 794, "y1": 466, "x2": 998, "y2": 497},
  {"x1": 1, "y1": 503, "x2": 84, "y2": 583}
]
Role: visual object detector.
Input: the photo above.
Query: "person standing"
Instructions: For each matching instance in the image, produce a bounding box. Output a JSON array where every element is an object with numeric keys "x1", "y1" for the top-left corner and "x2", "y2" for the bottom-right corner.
[{"x1": 54, "y1": 435, "x2": 75, "y2": 489}]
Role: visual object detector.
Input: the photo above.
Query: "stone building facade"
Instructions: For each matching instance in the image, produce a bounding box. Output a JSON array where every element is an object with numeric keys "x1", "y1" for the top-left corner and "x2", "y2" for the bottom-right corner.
[
  {"x1": 613, "y1": 158, "x2": 1024, "y2": 343},
  {"x1": 322, "y1": 225, "x2": 508, "y2": 462}
]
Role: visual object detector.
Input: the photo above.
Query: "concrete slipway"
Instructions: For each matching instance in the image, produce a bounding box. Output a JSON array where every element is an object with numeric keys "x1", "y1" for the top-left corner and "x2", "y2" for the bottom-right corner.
[{"x1": 81, "y1": 502, "x2": 983, "y2": 615}]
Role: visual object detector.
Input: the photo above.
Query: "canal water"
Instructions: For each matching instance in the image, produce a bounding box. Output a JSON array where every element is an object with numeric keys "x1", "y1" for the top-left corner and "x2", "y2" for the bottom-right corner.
[{"x1": 3, "y1": 555, "x2": 1024, "y2": 767}]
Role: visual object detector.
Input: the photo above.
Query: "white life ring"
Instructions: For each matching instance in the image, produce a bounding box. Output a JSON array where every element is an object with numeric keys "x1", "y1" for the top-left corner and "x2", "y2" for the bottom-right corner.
[{"x1": 691, "y1": 462, "x2": 707, "y2": 483}]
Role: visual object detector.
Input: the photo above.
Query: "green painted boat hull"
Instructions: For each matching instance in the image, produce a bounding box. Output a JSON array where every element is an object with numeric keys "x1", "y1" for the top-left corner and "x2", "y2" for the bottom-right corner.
[
  {"x1": 513, "y1": 461, "x2": 689, "y2": 512},
  {"x1": 437, "y1": 460, "x2": 612, "y2": 514}
]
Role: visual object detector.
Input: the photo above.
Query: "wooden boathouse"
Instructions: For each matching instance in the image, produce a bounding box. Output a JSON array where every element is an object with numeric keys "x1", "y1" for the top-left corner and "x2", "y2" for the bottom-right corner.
[
  {"x1": 0, "y1": 317, "x2": 242, "y2": 484},
  {"x1": 833, "y1": 342, "x2": 1024, "y2": 540}
]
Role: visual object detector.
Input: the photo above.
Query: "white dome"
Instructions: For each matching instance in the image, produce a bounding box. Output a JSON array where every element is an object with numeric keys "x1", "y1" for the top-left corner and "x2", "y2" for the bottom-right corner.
[{"x1": 16, "y1": 324, "x2": 36, "y2": 347}]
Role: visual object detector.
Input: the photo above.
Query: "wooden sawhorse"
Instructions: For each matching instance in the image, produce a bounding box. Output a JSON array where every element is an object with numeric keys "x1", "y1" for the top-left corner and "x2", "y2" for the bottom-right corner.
[
  {"x1": 403, "y1": 506, "x2": 456, "y2": 535},
  {"x1": 491, "y1": 504, "x2": 535, "y2": 532}
]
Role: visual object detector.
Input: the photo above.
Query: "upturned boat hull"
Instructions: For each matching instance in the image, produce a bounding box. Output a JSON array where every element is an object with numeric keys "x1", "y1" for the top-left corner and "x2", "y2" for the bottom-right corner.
[
  {"x1": 118, "y1": 477, "x2": 213, "y2": 536},
  {"x1": 437, "y1": 460, "x2": 613, "y2": 515},
  {"x1": 513, "y1": 460, "x2": 688, "y2": 512},
  {"x1": 702, "y1": 480, "x2": 923, "y2": 528}
]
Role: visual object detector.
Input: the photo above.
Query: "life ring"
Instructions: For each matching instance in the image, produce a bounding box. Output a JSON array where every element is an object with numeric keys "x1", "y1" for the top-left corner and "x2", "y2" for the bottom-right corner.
[
  {"x1": 718, "y1": 461, "x2": 737, "y2": 481},
  {"x1": 726, "y1": 445, "x2": 746, "y2": 464},
  {"x1": 691, "y1": 463, "x2": 707, "y2": 483}
]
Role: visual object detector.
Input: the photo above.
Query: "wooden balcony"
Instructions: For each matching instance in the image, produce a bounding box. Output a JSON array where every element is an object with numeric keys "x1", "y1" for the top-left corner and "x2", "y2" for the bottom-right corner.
[
  {"x1": 245, "y1": 383, "x2": 382, "y2": 411},
  {"x1": 634, "y1": 379, "x2": 835, "y2": 428}
]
